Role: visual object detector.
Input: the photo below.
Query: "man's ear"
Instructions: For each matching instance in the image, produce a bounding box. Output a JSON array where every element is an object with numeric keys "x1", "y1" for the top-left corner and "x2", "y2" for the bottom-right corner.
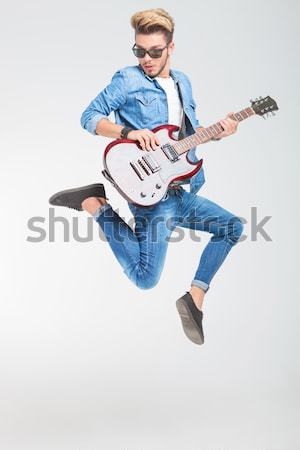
[{"x1": 169, "y1": 41, "x2": 175, "y2": 54}]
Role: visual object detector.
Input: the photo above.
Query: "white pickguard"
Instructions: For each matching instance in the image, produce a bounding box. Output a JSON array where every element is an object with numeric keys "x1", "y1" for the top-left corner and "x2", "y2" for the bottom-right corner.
[{"x1": 103, "y1": 127, "x2": 201, "y2": 206}]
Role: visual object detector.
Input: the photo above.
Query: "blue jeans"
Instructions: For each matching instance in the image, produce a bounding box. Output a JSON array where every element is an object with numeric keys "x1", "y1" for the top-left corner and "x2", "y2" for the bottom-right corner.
[{"x1": 93, "y1": 187, "x2": 244, "y2": 291}]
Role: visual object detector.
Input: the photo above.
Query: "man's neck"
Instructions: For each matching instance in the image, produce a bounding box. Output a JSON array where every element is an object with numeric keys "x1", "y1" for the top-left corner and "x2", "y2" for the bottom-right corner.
[
  {"x1": 157, "y1": 66, "x2": 170, "y2": 78},
  {"x1": 138, "y1": 64, "x2": 172, "y2": 80}
]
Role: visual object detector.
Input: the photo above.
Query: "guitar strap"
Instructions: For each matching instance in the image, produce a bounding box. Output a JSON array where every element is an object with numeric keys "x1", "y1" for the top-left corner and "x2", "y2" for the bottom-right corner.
[
  {"x1": 171, "y1": 81, "x2": 191, "y2": 186},
  {"x1": 176, "y1": 82, "x2": 187, "y2": 141}
]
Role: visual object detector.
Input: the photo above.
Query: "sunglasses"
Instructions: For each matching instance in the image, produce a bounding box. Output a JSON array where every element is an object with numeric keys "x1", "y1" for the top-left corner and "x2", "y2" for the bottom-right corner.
[{"x1": 132, "y1": 43, "x2": 170, "y2": 59}]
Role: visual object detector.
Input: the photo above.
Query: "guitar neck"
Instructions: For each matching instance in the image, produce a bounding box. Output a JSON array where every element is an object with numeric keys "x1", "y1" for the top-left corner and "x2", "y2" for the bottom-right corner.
[{"x1": 173, "y1": 106, "x2": 256, "y2": 155}]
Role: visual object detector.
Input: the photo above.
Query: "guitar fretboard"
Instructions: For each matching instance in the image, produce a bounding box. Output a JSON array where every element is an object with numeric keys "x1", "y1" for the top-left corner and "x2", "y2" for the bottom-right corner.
[{"x1": 173, "y1": 106, "x2": 255, "y2": 155}]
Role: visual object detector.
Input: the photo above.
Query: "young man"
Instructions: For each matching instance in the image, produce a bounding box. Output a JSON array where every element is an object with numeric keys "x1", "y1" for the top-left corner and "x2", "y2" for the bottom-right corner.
[{"x1": 49, "y1": 8, "x2": 243, "y2": 345}]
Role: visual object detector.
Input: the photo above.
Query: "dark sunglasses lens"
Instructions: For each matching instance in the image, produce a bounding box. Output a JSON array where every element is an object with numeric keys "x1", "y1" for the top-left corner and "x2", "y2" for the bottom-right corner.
[
  {"x1": 133, "y1": 48, "x2": 146, "y2": 57},
  {"x1": 148, "y1": 50, "x2": 163, "y2": 58}
]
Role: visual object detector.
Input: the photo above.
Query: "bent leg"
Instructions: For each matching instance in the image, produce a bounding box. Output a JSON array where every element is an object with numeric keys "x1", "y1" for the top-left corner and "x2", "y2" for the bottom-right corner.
[
  {"x1": 179, "y1": 192, "x2": 244, "y2": 292},
  {"x1": 93, "y1": 201, "x2": 177, "y2": 289}
]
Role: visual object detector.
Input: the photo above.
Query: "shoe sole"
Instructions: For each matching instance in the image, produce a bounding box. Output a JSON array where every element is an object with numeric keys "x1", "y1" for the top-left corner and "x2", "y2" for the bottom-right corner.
[
  {"x1": 176, "y1": 298, "x2": 204, "y2": 345},
  {"x1": 49, "y1": 183, "x2": 106, "y2": 211}
]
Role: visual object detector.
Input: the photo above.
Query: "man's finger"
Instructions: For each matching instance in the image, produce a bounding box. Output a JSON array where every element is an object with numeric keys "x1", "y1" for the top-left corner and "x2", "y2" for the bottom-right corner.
[
  {"x1": 149, "y1": 134, "x2": 157, "y2": 150},
  {"x1": 144, "y1": 134, "x2": 153, "y2": 151},
  {"x1": 139, "y1": 137, "x2": 146, "y2": 150},
  {"x1": 220, "y1": 120, "x2": 228, "y2": 130}
]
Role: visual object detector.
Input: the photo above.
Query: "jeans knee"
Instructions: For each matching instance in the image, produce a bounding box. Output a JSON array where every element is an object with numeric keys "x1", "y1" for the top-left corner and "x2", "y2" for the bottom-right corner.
[
  {"x1": 135, "y1": 270, "x2": 160, "y2": 290},
  {"x1": 228, "y1": 217, "x2": 244, "y2": 244},
  {"x1": 136, "y1": 277, "x2": 159, "y2": 290}
]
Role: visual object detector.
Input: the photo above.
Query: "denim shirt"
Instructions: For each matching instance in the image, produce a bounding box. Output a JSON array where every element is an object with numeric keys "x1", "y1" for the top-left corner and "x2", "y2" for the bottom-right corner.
[{"x1": 80, "y1": 64, "x2": 205, "y2": 194}]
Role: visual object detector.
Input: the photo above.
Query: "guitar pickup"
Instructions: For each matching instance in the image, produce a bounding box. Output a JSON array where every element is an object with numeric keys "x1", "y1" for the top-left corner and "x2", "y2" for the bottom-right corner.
[
  {"x1": 161, "y1": 143, "x2": 179, "y2": 162},
  {"x1": 142, "y1": 154, "x2": 160, "y2": 172}
]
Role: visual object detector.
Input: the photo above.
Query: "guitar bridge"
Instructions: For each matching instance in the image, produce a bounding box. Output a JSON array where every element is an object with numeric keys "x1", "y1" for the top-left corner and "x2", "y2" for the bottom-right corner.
[{"x1": 130, "y1": 161, "x2": 146, "y2": 180}]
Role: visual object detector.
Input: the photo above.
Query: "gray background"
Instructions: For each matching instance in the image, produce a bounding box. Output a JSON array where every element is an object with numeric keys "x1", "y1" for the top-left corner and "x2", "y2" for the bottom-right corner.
[{"x1": 1, "y1": 0, "x2": 299, "y2": 449}]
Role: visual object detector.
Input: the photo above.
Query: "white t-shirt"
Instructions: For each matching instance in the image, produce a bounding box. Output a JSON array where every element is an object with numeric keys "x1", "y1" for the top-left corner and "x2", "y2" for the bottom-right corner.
[{"x1": 155, "y1": 76, "x2": 183, "y2": 138}]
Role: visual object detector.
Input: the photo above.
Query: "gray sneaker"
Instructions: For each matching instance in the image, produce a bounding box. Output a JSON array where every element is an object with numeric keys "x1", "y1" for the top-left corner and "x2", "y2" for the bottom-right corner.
[
  {"x1": 49, "y1": 183, "x2": 107, "y2": 211},
  {"x1": 176, "y1": 292, "x2": 204, "y2": 345}
]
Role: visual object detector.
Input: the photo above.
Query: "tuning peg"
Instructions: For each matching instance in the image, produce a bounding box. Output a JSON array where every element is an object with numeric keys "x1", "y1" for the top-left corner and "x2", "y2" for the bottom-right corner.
[{"x1": 271, "y1": 111, "x2": 276, "y2": 116}]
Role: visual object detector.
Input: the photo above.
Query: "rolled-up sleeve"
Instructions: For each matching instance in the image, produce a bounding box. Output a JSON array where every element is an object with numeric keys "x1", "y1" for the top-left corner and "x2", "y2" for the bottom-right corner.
[
  {"x1": 184, "y1": 74, "x2": 202, "y2": 129},
  {"x1": 190, "y1": 96, "x2": 202, "y2": 129},
  {"x1": 80, "y1": 70, "x2": 127, "y2": 135}
]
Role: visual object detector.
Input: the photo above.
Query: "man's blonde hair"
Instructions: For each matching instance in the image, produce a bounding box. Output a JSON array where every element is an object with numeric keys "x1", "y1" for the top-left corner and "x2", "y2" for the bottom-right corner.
[{"x1": 130, "y1": 8, "x2": 175, "y2": 42}]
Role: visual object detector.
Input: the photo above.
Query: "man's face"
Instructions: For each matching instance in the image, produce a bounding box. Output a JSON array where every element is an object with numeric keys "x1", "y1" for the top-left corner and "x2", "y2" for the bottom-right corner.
[{"x1": 134, "y1": 32, "x2": 174, "y2": 78}]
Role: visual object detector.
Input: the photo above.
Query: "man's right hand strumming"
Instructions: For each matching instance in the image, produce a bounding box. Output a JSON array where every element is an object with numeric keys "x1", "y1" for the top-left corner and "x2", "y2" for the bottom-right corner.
[
  {"x1": 127, "y1": 129, "x2": 160, "y2": 151},
  {"x1": 96, "y1": 118, "x2": 160, "y2": 152}
]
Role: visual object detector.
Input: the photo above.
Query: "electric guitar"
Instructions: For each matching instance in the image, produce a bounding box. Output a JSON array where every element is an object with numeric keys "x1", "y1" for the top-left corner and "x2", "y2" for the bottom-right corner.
[{"x1": 102, "y1": 96, "x2": 279, "y2": 207}]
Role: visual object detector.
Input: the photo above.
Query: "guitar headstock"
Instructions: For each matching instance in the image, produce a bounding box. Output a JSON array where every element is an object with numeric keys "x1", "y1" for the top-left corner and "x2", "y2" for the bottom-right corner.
[{"x1": 251, "y1": 96, "x2": 279, "y2": 119}]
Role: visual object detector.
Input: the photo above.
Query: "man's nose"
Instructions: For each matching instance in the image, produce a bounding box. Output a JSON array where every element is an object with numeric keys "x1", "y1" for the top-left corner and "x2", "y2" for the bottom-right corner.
[{"x1": 143, "y1": 53, "x2": 152, "y2": 62}]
